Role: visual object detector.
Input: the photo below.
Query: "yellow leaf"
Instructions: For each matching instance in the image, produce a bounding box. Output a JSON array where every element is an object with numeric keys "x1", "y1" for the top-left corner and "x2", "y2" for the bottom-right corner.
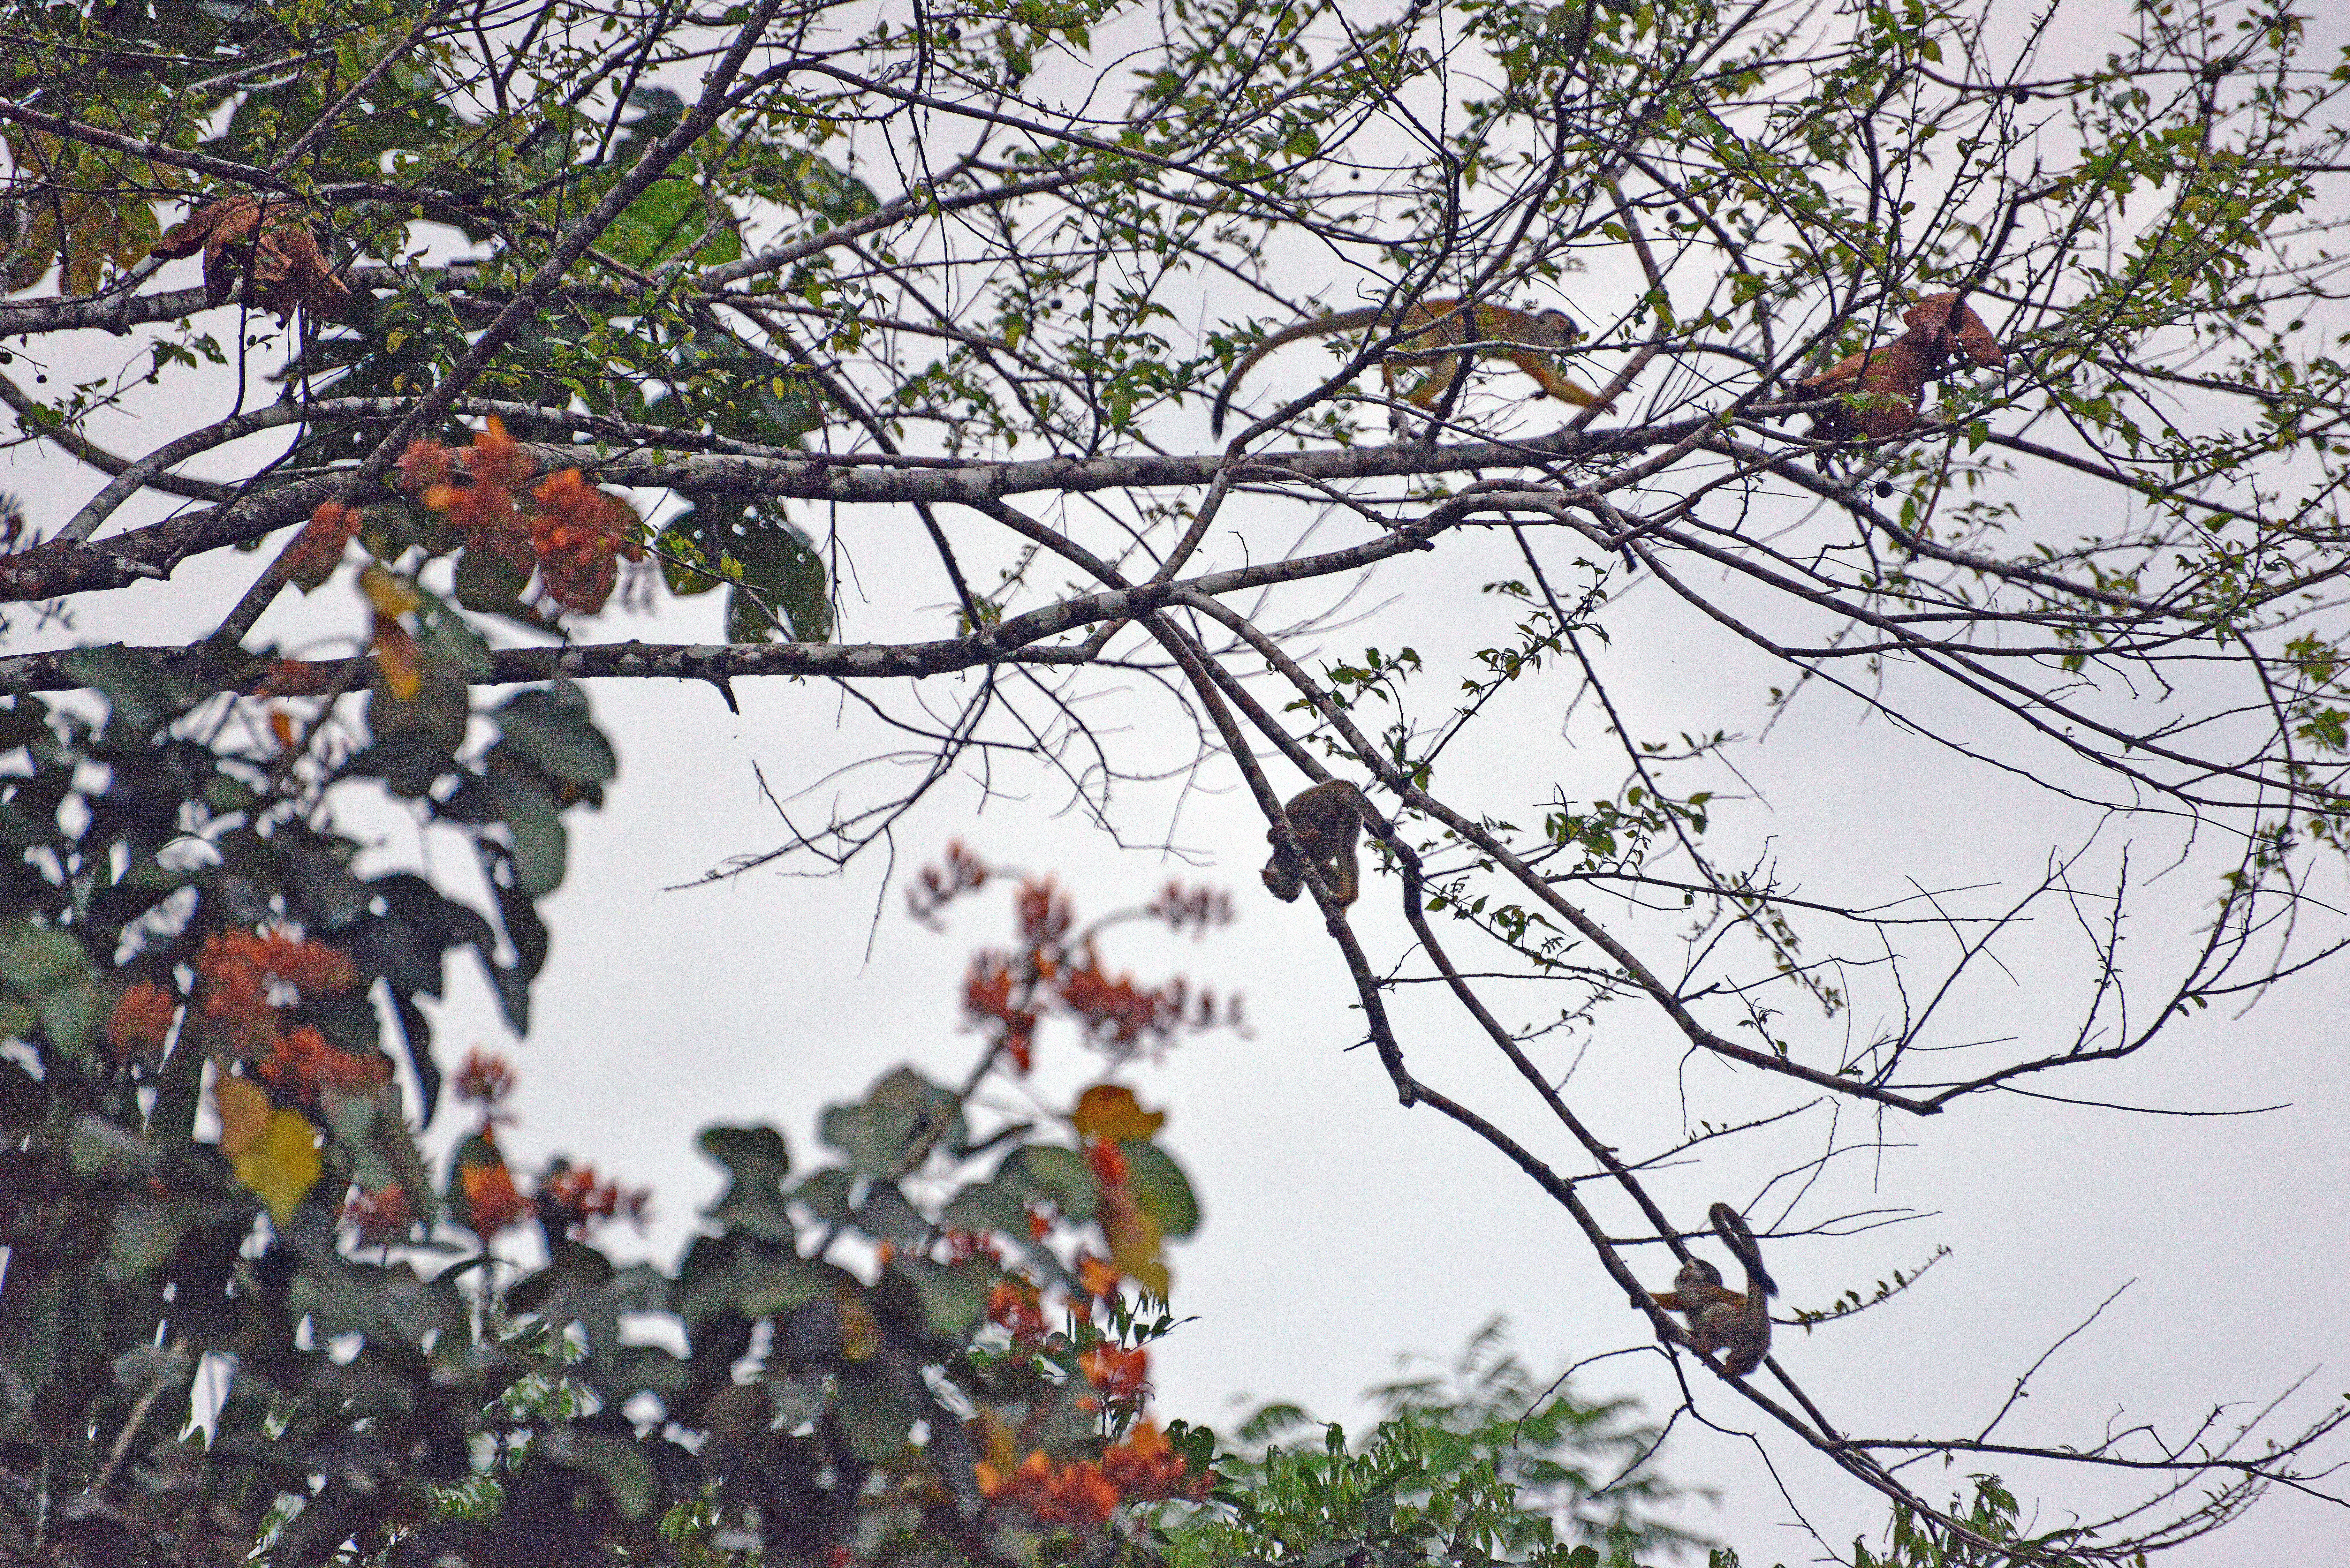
[
  {"x1": 214, "y1": 1073, "x2": 271, "y2": 1159},
  {"x1": 1071, "y1": 1083, "x2": 1165, "y2": 1142},
  {"x1": 233, "y1": 1108, "x2": 322, "y2": 1224},
  {"x1": 974, "y1": 1407, "x2": 1019, "y2": 1474},
  {"x1": 1099, "y1": 1186, "x2": 1167, "y2": 1298},
  {"x1": 358, "y1": 562, "x2": 423, "y2": 618},
  {"x1": 834, "y1": 1282, "x2": 883, "y2": 1362},
  {"x1": 372, "y1": 615, "x2": 423, "y2": 701}
]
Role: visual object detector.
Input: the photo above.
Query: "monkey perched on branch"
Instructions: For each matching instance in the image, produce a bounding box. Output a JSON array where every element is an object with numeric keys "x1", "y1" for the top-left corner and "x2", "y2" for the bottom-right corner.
[
  {"x1": 1646, "y1": 1202, "x2": 1778, "y2": 1377},
  {"x1": 1793, "y1": 291, "x2": 2007, "y2": 440},
  {"x1": 1211, "y1": 298, "x2": 1614, "y2": 437},
  {"x1": 1261, "y1": 780, "x2": 1376, "y2": 909}
]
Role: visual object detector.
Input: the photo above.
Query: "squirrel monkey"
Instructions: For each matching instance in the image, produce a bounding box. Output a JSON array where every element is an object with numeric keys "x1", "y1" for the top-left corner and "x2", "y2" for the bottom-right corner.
[
  {"x1": 1210, "y1": 298, "x2": 1612, "y2": 436},
  {"x1": 1262, "y1": 780, "x2": 1374, "y2": 908},
  {"x1": 1647, "y1": 1203, "x2": 1777, "y2": 1377}
]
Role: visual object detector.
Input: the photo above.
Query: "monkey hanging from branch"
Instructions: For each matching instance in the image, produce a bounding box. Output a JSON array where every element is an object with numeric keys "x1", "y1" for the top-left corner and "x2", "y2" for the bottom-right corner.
[
  {"x1": 1261, "y1": 780, "x2": 1377, "y2": 909},
  {"x1": 1211, "y1": 298, "x2": 1616, "y2": 438},
  {"x1": 1645, "y1": 1202, "x2": 1778, "y2": 1377}
]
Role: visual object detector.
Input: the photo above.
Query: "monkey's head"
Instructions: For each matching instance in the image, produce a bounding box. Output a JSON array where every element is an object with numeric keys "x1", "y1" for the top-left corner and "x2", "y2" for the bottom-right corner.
[
  {"x1": 1672, "y1": 1256, "x2": 1727, "y2": 1295},
  {"x1": 1531, "y1": 308, "x2": 1581, "y2": 346},
  {"x1": 1261, "y1": 851, "x2": 1307, "y2": 902}
]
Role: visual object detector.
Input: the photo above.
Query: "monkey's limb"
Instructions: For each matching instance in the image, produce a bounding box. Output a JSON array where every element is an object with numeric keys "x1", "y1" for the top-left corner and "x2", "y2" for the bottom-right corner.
[
  {"x1": 1706, "y1": 1203, "x2": 1775, "y2": 1376},
  {"x1": 1211, "y1": 307, "x2": 1392, "y2": 436},
  {"x1": 1212, "y1": 301, "x2": 1612, "y2": 436},
  {"x1": 1640, "y1": 1207, "x2": 1776, "y2": 1378}
]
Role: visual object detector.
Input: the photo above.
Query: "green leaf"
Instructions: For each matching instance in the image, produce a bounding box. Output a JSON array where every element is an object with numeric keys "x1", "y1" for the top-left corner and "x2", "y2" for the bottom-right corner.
[
  {"x1": 40, "y1": 978, "x2": 105, "y2": 1059},
  {"x1": 1014, "y1": 1145, "x2": 1098, "y2": 1221},
  {"x1": 818, "y1": 1067, "x2": 961, "y2": 1178},
  {"x1": 319, "y1": 1087, "x2": 398, "y2": 1208},
  {"x1": 856, "y1": 1181, "x2": 928, "y2": 1245},
  {"x1": 495, "y1": 684, "x2": 618, "y2": 785},
  {"x1": 415, "y1": 597, "x2": 496, "y2": 680},
  {"x1": 454, "y1": 544, "x2": 533, "y2": 613},
  {"x1": 604, "y1": 1345, "x2": 690, "y2": 1403},
  {"x1": 0, "y1": 695, "x2": 50, "y2": 751},
  {"x1": 655, "y1": 525, "x2": 723, "y2": 595},
  {"x1": 790, "y1": 1167, "x2": 855, "y2": 1227},
  {"x1": 0, "y1": 922, "x2": 95, "y2": 997},
  {"x1": 938, "y1": 1171, "x2": 1032, "y2": 1235},
  {"x1": 1121, "y1": 1139, "x2": 1200, "y2": 1238},
  {"x1": 736, "y1": 1248, "x2": 825, "y2": 1315},
  {"x1": 897, "y1": 1256, "x2": 997, "y2": 1338},
  {"x1": 700, "y1": 1124, "x2": 791, "y2": 1187},
  {"x1": 480, "y1": 771, "x2": 568, "y2": 896},
  {"x1": 705, "y1": 1178, "x2": 796, "y2": 1243},
  {"x1": 0, "y1": 1056, "x2": 43, "y2": 1130},
  {"x1": 58, "y1": 646, "x2": 206, "y2": 733},
  {"x1": 831, "y1": 1363, "x2": 914, "y2": 1462},
  {"x1": 701, "y1": 1125, "x2": 796, "y2": 1241},
  {"x1": 766, "y1": 147, "x2": 880, "y2": 225},
  {"x1": 358, "y1": 662, "x2": 470, "y2": 798},
  {"x1": 666, "y1": 494, "x2": 831, "y2": 643},
  {"x1": 68, "y1": 1113, "x2": 161, "y2": 1180},
  {"x1": 286, "y1": 844, "x2": 371, "y2": 929},
  {"x1": 543, "y1": 1426, "x2": 658, "y2": 1519}
]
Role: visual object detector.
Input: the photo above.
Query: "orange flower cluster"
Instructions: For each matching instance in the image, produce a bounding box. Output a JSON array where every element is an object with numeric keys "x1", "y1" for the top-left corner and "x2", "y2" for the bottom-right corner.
[
  {"x1": 540, "y1": 1162, "x2": 653, "y2": 1237},
  {"x1": 1015, "y1": 878, "x2": 1075, "y2": 947},
  {"x1": 922, "y1": 857, "x2": 1243, "y2": 1082},
  {"x1": 1100, "y1": 1420, "x2": 1211, "y2": 1504},
  {"x1": 964, "y1": 952, "x2": 1040, "y2": 1073},
  {"x1": 257, "y1": 1024, "x2": 391, "y2": 1105},
  {"x1": 460, "y1": 1146, "x2": 530, "y2": 1236},
  {"x1": 196, "y1": 928, "x2": 359, "y2": 1055},
  {"x1": 527, "y1": 468, "x2": 642, "y2": 613},
  {"x1": 986, "y1": 1275, "x2": 1047, "y2": 1345},
  {"x1": 938, "y1": 1227, "x2": 1004, "y2": 1264},
  {"x1": 394, "y1": 418, "x2": 643, "y2": 614},
  {"x1": 344, "y1": 1182, "x2": 415, "y2": 1246},
  {"x1": 453, "y1": 1047, "x2": 518, "y2": 1115},
  {"x1": 284, "y1": 500, "x2": 361, "y2": 589},
  {"x1": 976, "y1": 1421, "x2": 1206, "y2": 1528},
  {"x1": 907, "y1": 841, "x2": 990, "y2": 926},
  {"x1": 107, "y1": 980, "x2": 180, "y2": 1064},
  {"x1": 1061, "y1": 963, "x2": 1215, "y2": 1054},
  {"x1": 1079, "y1": 1343, "x2": 1149, "y2": 1406},
  {"x1": 1076, "y1": 1254, "x2": 1122, "y2": 1302},
  {"x1": 975, "y1": 1448, "x2": 1121, "y2": 1527},
  {"x1": 1148, "y1": 881, "x2": 1235, "y2": 936}
]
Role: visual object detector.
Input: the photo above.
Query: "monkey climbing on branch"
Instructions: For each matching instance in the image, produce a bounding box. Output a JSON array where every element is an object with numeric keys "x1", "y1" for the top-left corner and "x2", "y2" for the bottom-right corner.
[
  {"x1": 1645, "y1": 1202, "x2": 1778, "y2": 1377},
  {"x1": 1793, "y1": 291, "x2": 2007, "y2": 441},
  {"x1": 1261, "y1": 780, "x2": 1376, "y2": 909},
  {"x1": 1210, "y1": 299, "x2": 1615, "y2": 437}
]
